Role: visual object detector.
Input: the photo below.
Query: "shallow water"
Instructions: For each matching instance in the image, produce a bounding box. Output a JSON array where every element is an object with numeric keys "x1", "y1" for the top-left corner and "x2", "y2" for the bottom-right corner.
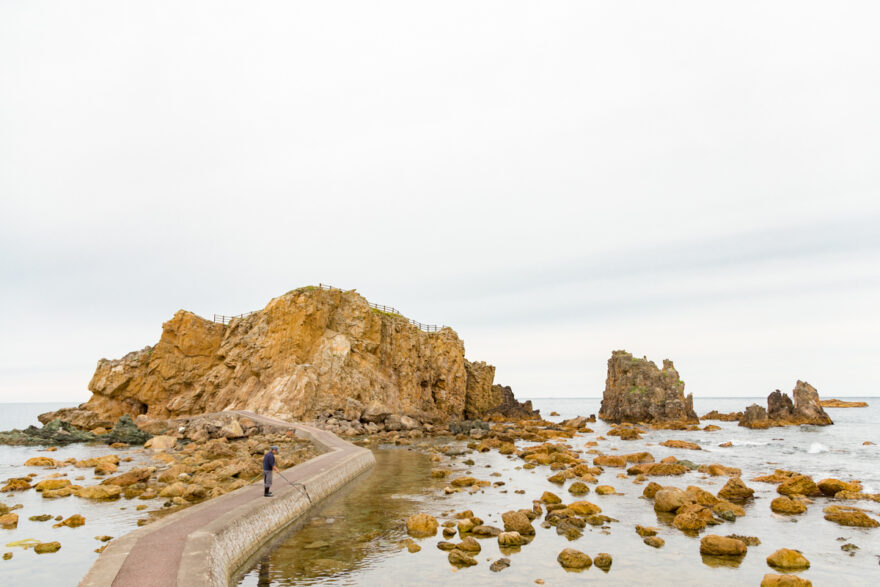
[
  {"x1": 0, "y1": 403, "x2": 162, "y2": 586},
  {"x1": 238, "y1": 397, "x2": 880, "y2": 586}
]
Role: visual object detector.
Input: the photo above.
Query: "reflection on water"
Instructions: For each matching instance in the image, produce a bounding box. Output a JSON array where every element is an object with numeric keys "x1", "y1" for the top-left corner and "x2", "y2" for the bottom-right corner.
[
  {"x1": 238, "y1": 400, "x2": 880, "y2": 587},
  {"x1": 237, "y1": 447, "x2": 446, "y2": 586}
]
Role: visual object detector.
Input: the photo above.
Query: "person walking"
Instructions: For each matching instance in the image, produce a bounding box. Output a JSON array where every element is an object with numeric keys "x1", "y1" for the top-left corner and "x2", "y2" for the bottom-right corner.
[{"x1": 262, "y1": 446, "x2": 280, "y2": 497}]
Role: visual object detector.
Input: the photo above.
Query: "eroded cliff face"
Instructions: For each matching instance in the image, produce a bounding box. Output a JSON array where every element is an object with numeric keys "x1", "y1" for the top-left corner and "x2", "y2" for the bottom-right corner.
[
  {"x1": 598, "y1": 350, "x2": 698, "y2": 424},
  {"x1": 45, "y1": 287, "x2": 533, "y2": 428}
]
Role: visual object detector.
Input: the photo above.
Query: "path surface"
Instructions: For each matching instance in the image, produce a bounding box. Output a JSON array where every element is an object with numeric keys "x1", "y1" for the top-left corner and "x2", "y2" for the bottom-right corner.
[{"x1": 79, "y1": 411, "x2": 374, "y2": 587}]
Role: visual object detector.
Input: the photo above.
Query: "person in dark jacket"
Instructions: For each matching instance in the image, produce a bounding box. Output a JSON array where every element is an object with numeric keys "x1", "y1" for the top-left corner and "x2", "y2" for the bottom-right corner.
[{"x1": 262, "y1": 446, "x2": 280, "y2": 497}]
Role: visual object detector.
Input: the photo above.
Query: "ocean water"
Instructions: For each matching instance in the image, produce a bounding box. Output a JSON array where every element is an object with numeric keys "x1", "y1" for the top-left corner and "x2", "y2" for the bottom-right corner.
[
  {"x1": 2, "y1": 400, "x2": 879, "y2": 585},
  {"x1": 237, "y1": 397, "x2": 880, "y2": 587},
  {"x1": 0, "y1": 403, "x2": 160, "y2": 587}
]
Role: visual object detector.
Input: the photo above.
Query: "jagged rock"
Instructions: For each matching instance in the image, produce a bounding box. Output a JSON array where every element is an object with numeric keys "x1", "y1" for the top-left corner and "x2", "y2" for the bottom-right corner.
[
  {"x1": 741, "y1": 382, "x2": 832, "y2": 429},
  {"x1": 489, "y1": 557, "x2": 511, "y2": 572},
  {"x1": 37, "y1": 288, "x2": 531, "y2": 426},
  {"x1": 767, "y1": 390, "x2": 794, "y2": 420},
  {"x1": 740, "y1": 404, "x2": 770, "y2": 428},
  {"x1": 0, "y1": 419, "x2": 97, "y2": 446},
  {"x1": 598, "y1": 351, "x2": 698, "y2": 424},
  {"x1": 792, "y1": 381, "x2": 832, "y2": 424}
]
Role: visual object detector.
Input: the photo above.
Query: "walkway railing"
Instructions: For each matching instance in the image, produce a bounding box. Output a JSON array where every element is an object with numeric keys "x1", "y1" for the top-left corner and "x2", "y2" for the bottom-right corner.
[
  {"x1": 212, "y1": 284, "x2": 445, "y2": 333},
  {"x1": 212, "y1": 312, "x2": 256, "y2": 325}
]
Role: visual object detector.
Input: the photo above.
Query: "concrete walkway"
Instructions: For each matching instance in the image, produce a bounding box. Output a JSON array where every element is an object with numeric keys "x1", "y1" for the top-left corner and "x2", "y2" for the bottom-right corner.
[{"x1": 79, "y1": 411, "x2": 375, "y2": 587}]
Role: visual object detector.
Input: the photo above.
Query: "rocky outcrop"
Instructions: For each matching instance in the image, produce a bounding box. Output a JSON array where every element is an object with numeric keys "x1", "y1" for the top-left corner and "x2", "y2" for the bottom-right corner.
[
  {"x1": 598, "y1": 351, "x2": 698, "y2": 424},
  {"x1": 39, "y1": 287, "x2": 533, "y2": 429},
  {"x1": 740, "y1": 382, "x2": 833, "y2": 428},
  {"x1": 820, "y1": 399, "x2": 868, "y2": 408}
]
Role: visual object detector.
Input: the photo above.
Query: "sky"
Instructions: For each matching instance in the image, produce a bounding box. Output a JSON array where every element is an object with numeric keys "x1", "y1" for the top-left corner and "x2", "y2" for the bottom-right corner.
[{"x1": 1, "y1": 1, "x2": 879, "y2": 404}]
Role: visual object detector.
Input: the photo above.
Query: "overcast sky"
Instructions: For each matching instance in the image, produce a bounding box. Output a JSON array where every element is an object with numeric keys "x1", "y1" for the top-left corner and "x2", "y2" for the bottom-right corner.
[{"x1": 2, "y1": 1, "x2": 879, "y2": 404}]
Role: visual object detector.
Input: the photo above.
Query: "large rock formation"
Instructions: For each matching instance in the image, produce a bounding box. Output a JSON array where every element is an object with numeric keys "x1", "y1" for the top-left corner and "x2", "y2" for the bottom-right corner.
[
  {"x1": 40, "y1": 287, "x2": 536, "y2": 428},
  {"x1": 598, "y1": 351, "x2": 698, "y2": 424},
  {"x1": 740, "y1": 381, "x2": 833, "y2": 428}
]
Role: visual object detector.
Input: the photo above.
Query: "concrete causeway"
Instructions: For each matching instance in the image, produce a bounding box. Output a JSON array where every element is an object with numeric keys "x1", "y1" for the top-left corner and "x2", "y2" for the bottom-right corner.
[{"x1": 79, "y1": 411, "x2": 376, "y2": 587}]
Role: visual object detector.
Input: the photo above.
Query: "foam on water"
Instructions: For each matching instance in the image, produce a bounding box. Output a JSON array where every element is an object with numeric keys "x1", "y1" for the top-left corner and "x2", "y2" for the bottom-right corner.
[{"x1": 808, "y1": 442, "x2": 830, "y2": 453}]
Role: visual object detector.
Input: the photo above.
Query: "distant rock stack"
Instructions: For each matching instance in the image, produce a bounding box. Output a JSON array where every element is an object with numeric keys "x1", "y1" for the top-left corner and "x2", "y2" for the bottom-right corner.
[
  {"x1": 598, "y1": 350, "x2": 698, "y2": 425},
  {"x1": 740, "y1": 381, "x2": 833, "y2": 428}
]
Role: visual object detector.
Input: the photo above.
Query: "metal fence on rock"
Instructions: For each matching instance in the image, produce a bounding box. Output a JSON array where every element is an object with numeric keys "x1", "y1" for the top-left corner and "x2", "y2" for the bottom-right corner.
[{"x1": 212, "y1": 284, "x2": 445, "y2": 333}]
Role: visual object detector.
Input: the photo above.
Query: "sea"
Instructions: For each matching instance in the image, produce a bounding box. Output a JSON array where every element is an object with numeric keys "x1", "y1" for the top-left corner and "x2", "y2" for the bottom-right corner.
[{"x1": 2, "y1": 399, "x2": 879, "y2": 586}]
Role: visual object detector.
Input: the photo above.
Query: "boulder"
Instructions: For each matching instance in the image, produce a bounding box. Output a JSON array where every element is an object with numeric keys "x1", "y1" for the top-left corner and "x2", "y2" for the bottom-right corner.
[
  {"x1": 448, "y1": 549, "x2": 477, "y2": 566},
  {"x1": 823, "y1": 505, "x2": 879, "y2": 528},
  {"x1": 672, "y1": 504, "x2": 715, "y2": 532},
  {"x1": 1, "y1": 477, "x2": 31, "y2": 492},
  {"x1": 717, "y1": 477, "x2": 754, "y2": 501},
  {"x1": 594, "y1": 553, "x2": 613, "y2": 570},
  {"x1": 501, "y1": 511, "x2": 535, "y2": 535},
  {"x1": 24, "y1": 457, "x2": 60, "y2": 467},
  {"x1": 654, "y1": 488, "x2": 694, "y2": 512},
  {"x1": 568, "y1": 500, "x2": 602, "y2": 516},
  {"x1": 489, "y1": 558, "x2": 511, "y2": 572},
  {"x1": 817, "y1": 478, "x2": 861, "y2": 496},
  {"x1": 33, "y1": 541, "x2": 61, "y2": 554},
  {"x1": 660, "y1": 440, "x2": 701, "y2": 450},
  {"x1": 598, "y1": 351, "x2": 698, "y2": 424},
  {"x1": 455, "y1": 536, "x2": 481, "y2": 553},
  {"x1": 145, "y1": 435, "x2": 177, "y2": 451},
  {"x1": 406, "y1": 513, "x2": 438, "y2": 537},
  {"x1": 540, "y1": 491, "x2": 562, "y2": 504},
  {"x1": 770, "y1": 497, "x2": 807, "y2": 515},
  {"x1": 766, "y1": 548, "x2": 810, "y2": 570},
  {"x1": 0, "y1": 513, "x2": 19, "y2": 528},
  {"x1": 777, "y1": 476, "x2": 822, "y2": 497},
  {"x1": 699, "y1": 535, "x2": 747, "y2": 556},
  {"x1": 593, "y1": 455, "x2": 626, "y2": 468},
  {"x1": 53, "y1": 514, "x2": 85, "y2": 528},
  {"x1": 761, "y1": 574, "x2": 813, "y2": 587},
  {"x1": 644, "y1": 536, "x2": 665, "y2": 548},
  {"x1": 497, "y1": 531, "x2": 528, "y2": 547},
  {"x1": 101, "y1": 468, "x2": 153, "y2": 487},
  {"x1": 34, "y1": 479, "x2": 71, "y2": 492},
  {"x1": 557, "y1": 548, "x2": 592, "y2": 569},
  {"x1": 77, "y1": 485, "x2": 122, "y2": 500}
]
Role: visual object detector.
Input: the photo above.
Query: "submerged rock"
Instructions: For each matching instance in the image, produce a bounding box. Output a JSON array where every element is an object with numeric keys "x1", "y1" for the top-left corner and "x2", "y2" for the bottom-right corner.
[
  {"x1": 33, "y1": 542, "x2": 61, "y2": 554},
  {"x1": 598, "y1": 351, "x2": 698, "y2": 424}
]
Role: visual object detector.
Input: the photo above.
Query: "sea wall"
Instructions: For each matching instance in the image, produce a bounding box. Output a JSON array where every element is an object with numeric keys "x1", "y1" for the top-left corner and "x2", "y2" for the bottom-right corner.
[{"x1": 79, "y1": 412, "x2": 375, "y2": 587}]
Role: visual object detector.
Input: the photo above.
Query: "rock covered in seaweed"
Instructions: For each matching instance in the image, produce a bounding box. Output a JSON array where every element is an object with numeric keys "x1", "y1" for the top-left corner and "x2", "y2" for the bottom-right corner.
[{"x1": 599, "y1": 351, "x2": 698, "y2": 425}]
